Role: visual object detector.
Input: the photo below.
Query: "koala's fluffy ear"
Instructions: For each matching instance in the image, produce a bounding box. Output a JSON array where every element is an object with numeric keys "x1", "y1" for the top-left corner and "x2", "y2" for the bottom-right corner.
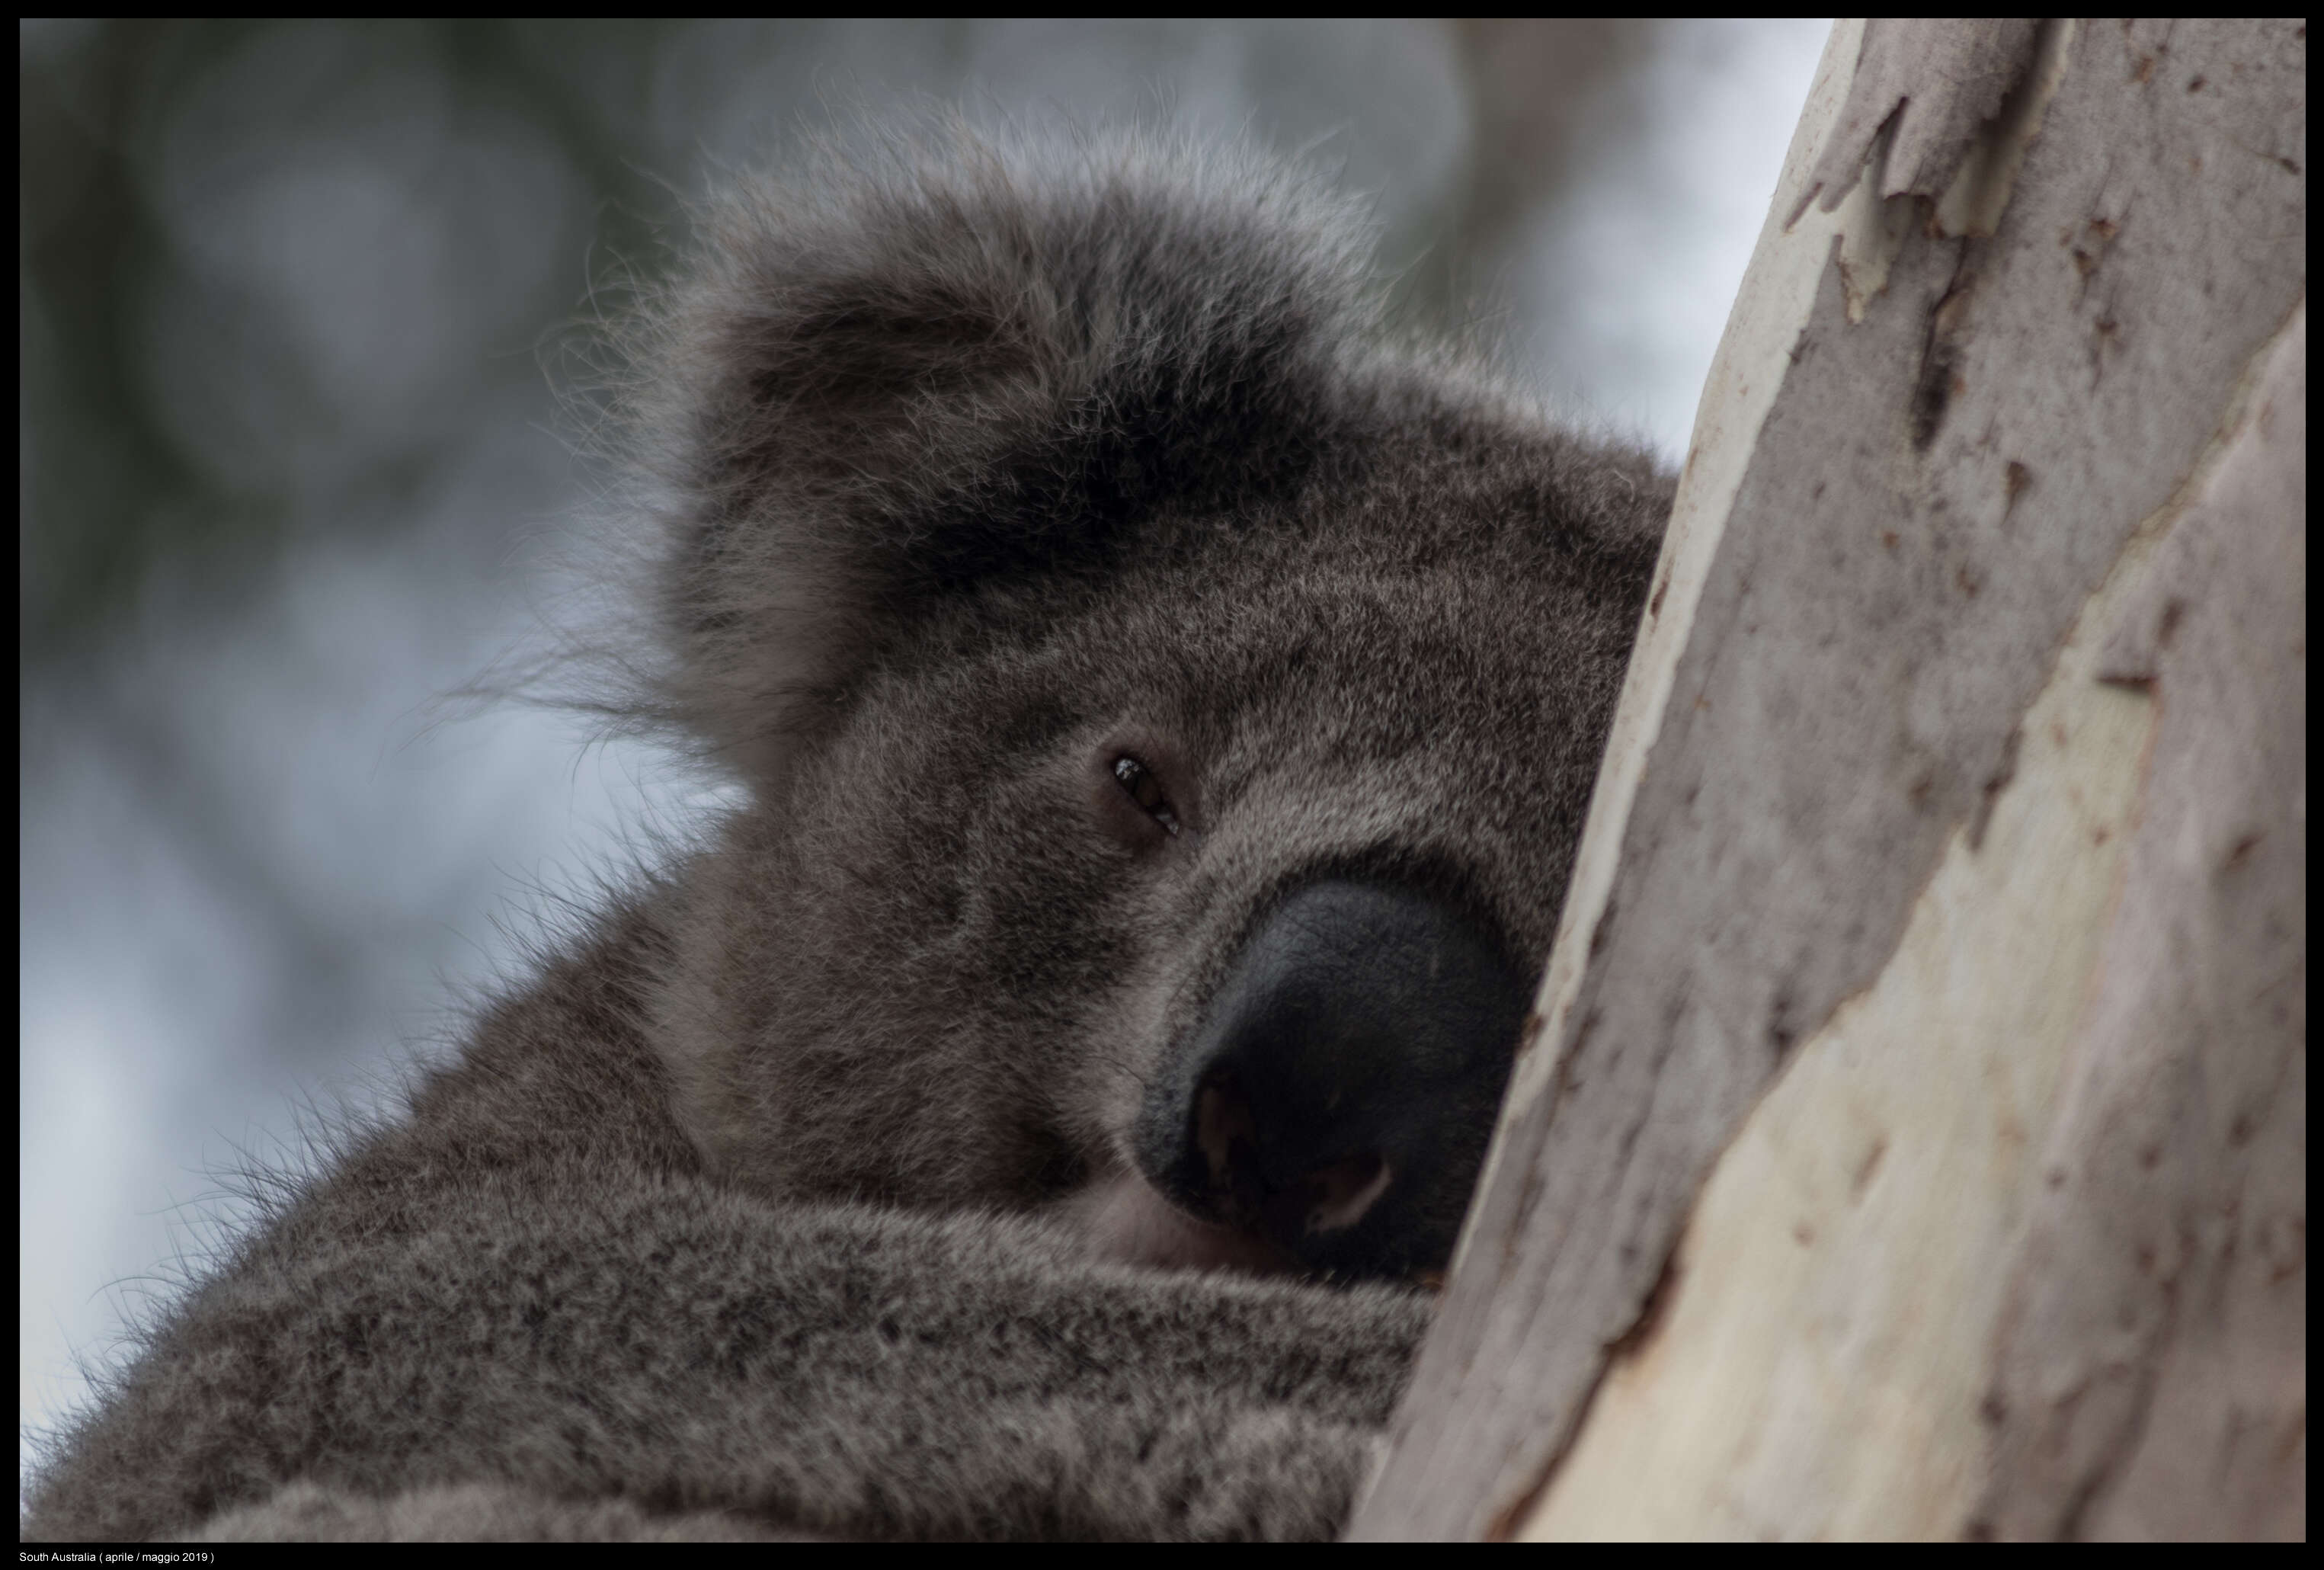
[{"x1": 627, "y1": 127, "x2": 1380, "y2": 788}]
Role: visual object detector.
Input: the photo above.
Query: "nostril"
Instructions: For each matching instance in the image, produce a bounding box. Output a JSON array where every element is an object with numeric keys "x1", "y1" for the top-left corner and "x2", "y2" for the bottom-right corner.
[
  {"x1": 1193, "y1": 1070, "x2": 1250, "y2": 1185},
  {"x1": 1261, "y1": 1152, "x2": 1392, "y2": 1242},
  {"x1": 1191, "y1": 1064, "x2": 1397, "y2": 1248},
  {"x1": 1190, "y1": 1072, "x2": 1392, "y2": 1242},
  {"x1": 1193, "y1": 1069, "x2": 1266, "y2": 1223}
]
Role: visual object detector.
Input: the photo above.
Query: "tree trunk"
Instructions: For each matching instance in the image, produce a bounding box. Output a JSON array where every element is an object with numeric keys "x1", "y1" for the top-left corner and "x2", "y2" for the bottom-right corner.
[{"x1": 1350, "y1": 18, "x2": 2304, "y2": 1541}]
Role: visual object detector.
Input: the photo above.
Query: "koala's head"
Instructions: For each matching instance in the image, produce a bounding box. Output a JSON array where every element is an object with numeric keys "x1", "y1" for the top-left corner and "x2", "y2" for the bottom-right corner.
[{"x1": 628, "y1": 128, "x2": 1669, "y2": 1283}]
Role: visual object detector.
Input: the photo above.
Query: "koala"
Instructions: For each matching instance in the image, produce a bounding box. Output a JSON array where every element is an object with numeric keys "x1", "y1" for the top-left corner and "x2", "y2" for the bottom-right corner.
[{"x1": 22, "y1": 127, "x2": 1669, "y2": 1542}]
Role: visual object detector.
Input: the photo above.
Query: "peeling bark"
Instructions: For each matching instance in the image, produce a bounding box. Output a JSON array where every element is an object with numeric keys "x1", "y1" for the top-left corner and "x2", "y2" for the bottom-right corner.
[{"x1": 1350, "y1": 18, "x2": 2304, "y2": 1542}]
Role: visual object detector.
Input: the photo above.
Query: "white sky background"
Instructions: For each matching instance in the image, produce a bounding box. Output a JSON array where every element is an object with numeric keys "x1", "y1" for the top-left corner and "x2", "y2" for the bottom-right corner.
[{"x1": 19, "y1": 19, "x2": 1830, "y2": 1477}]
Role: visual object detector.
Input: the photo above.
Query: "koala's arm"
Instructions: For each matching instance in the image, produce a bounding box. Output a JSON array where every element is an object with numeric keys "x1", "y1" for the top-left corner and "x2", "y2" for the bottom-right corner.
[{"x1": 22, "y1": 910, "x2": 1429, "y2": 1543}]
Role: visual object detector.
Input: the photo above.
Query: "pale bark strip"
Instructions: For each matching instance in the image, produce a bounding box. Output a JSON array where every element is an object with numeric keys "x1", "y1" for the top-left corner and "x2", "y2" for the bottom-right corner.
[
  {"x1": 1973, "y1": 310, "x2": 2306, "y2": 1543},
  {"x1": 1351, "y1": 18, "x2": 2306, "y2": 1542},
  {"x1": 1516, "y1": 309, "x2": 2305, "y2": 1543},
  {"x1": 1519, "y1": 457, "x2": 2162, "y2": 1540}
]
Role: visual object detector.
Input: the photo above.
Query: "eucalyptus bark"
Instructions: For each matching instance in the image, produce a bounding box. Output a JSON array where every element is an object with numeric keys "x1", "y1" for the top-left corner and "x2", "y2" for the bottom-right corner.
[{"x1": 1352, "y1": 18, "x2": 2305, "y2": 1541}]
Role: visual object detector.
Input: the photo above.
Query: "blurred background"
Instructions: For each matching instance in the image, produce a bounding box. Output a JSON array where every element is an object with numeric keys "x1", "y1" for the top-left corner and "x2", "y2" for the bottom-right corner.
[{"x1": 19, "y1": 18, "x2": 1829, "y2": 1471}]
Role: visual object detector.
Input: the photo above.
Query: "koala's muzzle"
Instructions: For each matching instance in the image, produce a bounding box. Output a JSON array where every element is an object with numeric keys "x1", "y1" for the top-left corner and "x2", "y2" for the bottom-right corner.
[{"x1": 1133, "y1": 880, "x2": 1531, "y2": 1281}]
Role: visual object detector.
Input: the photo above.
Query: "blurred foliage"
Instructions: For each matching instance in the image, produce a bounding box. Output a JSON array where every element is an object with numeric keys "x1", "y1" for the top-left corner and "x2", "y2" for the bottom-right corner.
[
  {"x1": 20, "y1": 18, "x2": 1535, "y2": 667},
  {"x1": 24, "y1": 21, "x2": 655, "y2": 662}
]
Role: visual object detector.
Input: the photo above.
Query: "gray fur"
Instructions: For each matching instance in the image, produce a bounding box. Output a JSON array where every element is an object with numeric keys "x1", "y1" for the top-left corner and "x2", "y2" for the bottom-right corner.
[{"x1": 23, "y1": 126, "x2": 1669, "y2": 1541}]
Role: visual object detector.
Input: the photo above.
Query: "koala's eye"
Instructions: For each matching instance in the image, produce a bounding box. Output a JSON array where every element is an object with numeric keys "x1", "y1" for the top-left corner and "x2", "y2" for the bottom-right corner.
[{"x1": 1112, "y1": 755, "x2": 1180, "y2": 837}]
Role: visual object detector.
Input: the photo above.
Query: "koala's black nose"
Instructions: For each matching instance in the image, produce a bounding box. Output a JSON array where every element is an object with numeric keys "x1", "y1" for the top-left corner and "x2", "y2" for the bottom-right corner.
[{"x1": 1132, "y1": 880, "x2": 1532, "y2": 1281}]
